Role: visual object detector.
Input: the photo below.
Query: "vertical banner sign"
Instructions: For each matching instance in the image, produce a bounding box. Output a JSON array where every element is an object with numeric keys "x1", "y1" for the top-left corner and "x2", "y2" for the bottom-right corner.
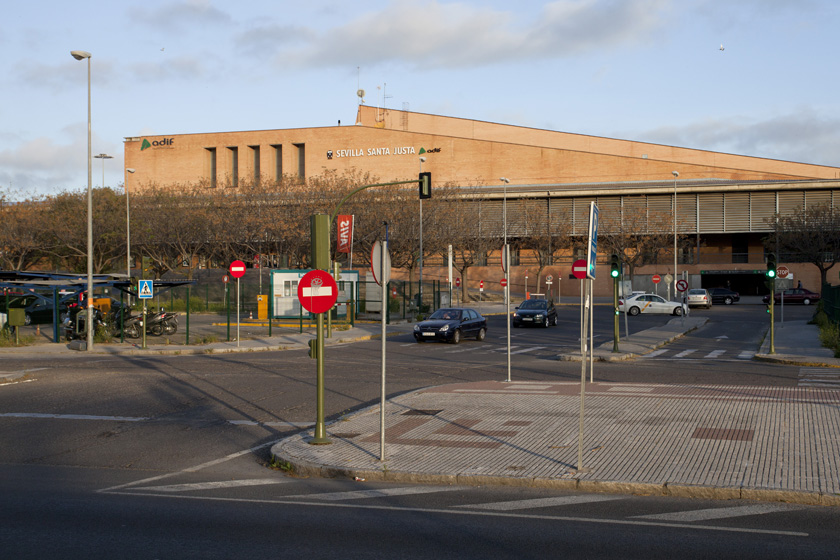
[
  {"x1": 337, "y1": 215, "x2": 354, "y2": 254},
  {"x1": 586, "y1": 201, "x2": 599, "y2": 280}
]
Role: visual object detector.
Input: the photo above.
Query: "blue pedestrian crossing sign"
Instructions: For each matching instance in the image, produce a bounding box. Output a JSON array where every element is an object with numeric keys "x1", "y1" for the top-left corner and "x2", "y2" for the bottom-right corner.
[{"x1": 138, "y1": 280, "x2": 154, "y2": 299}]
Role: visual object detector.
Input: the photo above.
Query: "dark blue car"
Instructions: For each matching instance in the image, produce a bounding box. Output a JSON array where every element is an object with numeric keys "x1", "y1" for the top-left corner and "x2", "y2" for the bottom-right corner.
[{"x1": 413, "y1": 307, "x2": 487, "y2": 344}]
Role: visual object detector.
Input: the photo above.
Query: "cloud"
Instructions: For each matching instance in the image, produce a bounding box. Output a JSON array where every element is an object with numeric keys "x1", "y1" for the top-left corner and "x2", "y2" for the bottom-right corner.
[
  {"x1": 636, "y1": 108, "x2": 840, "y2": 167},
  {"x1": 129, "y1": 0, "x2": 232, "y2": 31},
  {"x1": 259, "y1": 0, "x2": 670, "y2": 69}
]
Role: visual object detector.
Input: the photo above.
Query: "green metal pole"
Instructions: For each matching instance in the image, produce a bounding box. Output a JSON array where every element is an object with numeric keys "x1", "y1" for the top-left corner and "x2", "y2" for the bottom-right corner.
[
  {"x1": 769, "y1": 278, "x2": 775, "y2": 354},
  {"x1": 310, "y1": 312, "x2": 331, "y2": 445},
  {"x1": 185, "y1": 286, "x2": 190, "y2": 345},
  {"x1": 613, "y1": 276, "x2": 619, "y2": 352},
  {"x1": 268, "y1": 271, "x2": 273, "y2": 337},
  {"x1": 119, "y1": 290, "x2": 125, "y2": 344}
]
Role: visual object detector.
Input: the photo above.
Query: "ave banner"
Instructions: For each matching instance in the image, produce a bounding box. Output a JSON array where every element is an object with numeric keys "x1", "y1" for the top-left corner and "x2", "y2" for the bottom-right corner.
[{"x1": 337, "y1": 214, "x2": 354, "y2": 254}]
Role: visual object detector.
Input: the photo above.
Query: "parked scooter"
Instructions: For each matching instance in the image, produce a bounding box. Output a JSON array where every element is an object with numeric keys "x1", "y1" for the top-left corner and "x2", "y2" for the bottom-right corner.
[{"x1": 144, "y1": 308, "x2": 178, "y2": 336}]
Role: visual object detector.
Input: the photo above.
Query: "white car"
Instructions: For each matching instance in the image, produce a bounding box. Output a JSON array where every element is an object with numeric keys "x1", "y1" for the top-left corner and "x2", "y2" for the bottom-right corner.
[
  {"x1": 686, "y1": 288, "x2": 712, "y2": 309},
  {"x1": 618, "y1": 293, "x2": 689, "y2": 316}
]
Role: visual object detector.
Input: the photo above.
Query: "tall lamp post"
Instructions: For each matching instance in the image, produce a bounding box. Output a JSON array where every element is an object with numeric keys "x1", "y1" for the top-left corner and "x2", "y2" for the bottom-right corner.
[
  {"x1": 125, "y1": 169, "x2": 135, "y2": 300},
  {"x1": 500, "y1": 177, "x2": 511, "y2": 383},
  {"x1": 672, "y1": 170, "x2": 679, "y2": 301},
  {"x1": 94, "y1": 153, "x2": 112, "y2": 187},
  {"x1": 418, "y1": 156, "x2": 426, "y2": 311},
  {"x1": 71, "y1": 49, "x2": 94, "y2": 351}
]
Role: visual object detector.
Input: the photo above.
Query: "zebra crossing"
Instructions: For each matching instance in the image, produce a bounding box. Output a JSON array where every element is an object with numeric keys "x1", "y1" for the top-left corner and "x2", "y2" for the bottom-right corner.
[
  {"x1": 643, "y1": 348, "x2": 756, "y2": 360},
  {"x1": 798, "y1": 367, "x2": 840, "y2": 387},
  {"x1": 121, "y1": 479, "x2": 807, "y2": 531}
]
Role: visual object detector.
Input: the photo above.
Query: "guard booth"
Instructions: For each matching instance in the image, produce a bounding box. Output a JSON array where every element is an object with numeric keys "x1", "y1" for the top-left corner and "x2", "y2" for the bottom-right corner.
[{"x1": 270, "y1": 269, "x2": 359, "y2": 319}]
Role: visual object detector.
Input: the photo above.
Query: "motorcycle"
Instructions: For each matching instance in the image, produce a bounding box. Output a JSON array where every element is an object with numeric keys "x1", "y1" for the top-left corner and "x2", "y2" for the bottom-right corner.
[{"x1": 144, "y1": 308, "x2": 178, "y2": 336}]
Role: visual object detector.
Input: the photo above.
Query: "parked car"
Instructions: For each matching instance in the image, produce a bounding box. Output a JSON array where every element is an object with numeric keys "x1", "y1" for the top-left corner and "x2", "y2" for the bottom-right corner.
[
  {"x1": 512, "y1": 298, "x2": 557, "y2": 327},
  {"x1": 19, "y1": 297, "x2": 75, "y2": 325},
  {"x1": 618, "y1": 293, "x2": 688, "y2": 316},
  {"x1": 414, "y1": 307, "x2": 487, "y2": 344},
  {"x1": 708, "y1": 287, "x2": 740, "y2": 305},
  {"x1": 686, "y1": 288, "x2": 712, "y2": 309},
  {"x1": 762, "y1": 288, "x2": 820, "y2": 305}
]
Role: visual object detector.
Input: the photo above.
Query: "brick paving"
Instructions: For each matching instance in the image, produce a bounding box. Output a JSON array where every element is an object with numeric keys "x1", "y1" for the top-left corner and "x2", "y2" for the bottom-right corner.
[{"x1": 273, "y1": 380, "x2": 840, "y2": 505}]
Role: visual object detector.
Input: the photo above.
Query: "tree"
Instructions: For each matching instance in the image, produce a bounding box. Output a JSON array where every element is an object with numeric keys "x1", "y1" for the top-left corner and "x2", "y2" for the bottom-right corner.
[
  {"x1": 767, "y1": 203, "x2": 840, "y2": 286},
  {"x1": 0, "y1": 193, "x2": 48, "y2": 271}
]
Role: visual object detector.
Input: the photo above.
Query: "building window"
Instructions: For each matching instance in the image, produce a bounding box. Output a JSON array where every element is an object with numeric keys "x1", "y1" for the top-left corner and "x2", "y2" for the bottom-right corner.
[
  {"x1": 732, "y1": 233, "x2": 749, "y2": 264},
  {"x1": 227, "y1": 146, "x2": 239, "y2": 187},
  {"x1": 293, "y1": 143, "x2": 305, "y2": 178},
  {"x1": 250, "y1": 145, "x2": 260, "y2": 184},
  {"x1": 205, "y1": 148, "x2": 217, "y2": 188},
  {"x1": 271, "y1": 144, "x2": 282, "y2": 181}
]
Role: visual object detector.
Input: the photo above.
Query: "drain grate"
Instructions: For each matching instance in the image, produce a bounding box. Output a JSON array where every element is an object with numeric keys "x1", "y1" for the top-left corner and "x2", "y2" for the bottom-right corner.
[{"x1": 402, "y1": 409, "x2": 443, "y2": 416}]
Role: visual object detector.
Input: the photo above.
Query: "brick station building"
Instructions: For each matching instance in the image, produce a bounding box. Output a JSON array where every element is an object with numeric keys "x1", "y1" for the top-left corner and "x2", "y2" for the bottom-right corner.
[{"x1": 124, "y1": 105, "x2": 840, "y2": 297}]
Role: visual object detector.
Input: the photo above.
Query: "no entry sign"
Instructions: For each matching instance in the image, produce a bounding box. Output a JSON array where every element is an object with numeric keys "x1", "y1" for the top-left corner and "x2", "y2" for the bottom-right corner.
[
  {"x1": 297, "y1": 269, "x2": 338, "y2": 314},
  {"x1": 500, "y1": 278, "x2": 507, "y2": 287},
  {"x1": 229, "y1": 260, "x2": 246, "y2": 279},
  {"x1": 652, "y1": 274, "x2": 661, "y2": 284},
  {"x1": 572, "y1": 259, "x2": 587, "y2": 280}
]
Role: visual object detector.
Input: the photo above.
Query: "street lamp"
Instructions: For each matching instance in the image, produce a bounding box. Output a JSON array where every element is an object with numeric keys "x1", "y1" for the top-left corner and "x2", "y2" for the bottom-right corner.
[
  {"x1": 125, "y1": 169, "x2": 135, "y2": 294},
  {"x1": 71, "y1": 49, "x2": 94, "y2": 351},
  {"x1": 672, "y1": 170, "x2": 679, "y2": 301},
  {"x1": 500, "y1": 177, "x2": 511, "y2": 383},
  {"x1": 94, "y1": 153, "x2": 112, "y2": 187},
  {"x1": 418, "y1": 156, "x2": 426, "y2": 311}
]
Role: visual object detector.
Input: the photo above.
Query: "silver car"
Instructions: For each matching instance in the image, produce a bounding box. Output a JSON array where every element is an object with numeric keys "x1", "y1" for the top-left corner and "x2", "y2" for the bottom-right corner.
[
  {"x1": 686, "y1": 288, "x2": 712, "y2": 309},
  {"x1": 618, "y1": 293, "x2": 689, "y2": 316}
]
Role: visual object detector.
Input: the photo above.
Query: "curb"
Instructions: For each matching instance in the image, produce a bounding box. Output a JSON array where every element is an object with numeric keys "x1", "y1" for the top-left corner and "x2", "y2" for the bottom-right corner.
[{"x1": 274, "y1": 439, "x2": 839, "y2": 506}]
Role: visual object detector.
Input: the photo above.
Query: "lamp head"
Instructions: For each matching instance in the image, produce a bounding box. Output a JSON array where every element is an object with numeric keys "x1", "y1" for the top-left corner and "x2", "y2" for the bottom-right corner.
[
  {"x1": 71, "y1": 50, "x2": 92, "y2": 60},
  {"x1": 419, "y1": 156, "x2": 426, "y2": 163},
  {"x1": 500, "y1": 177, "x2": 510, "y2": 184},
  {"x1": 672, "y1": 171, "x2": 679, "y2": 178},
  {"x1": 126, "y1": 168, "x2": 136, "y2": 174}
]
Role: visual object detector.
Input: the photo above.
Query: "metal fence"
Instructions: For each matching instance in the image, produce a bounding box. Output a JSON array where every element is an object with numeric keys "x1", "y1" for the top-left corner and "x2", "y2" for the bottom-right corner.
[{"x1": 822, "y1": 282, "x2": 840, "y2": 325}]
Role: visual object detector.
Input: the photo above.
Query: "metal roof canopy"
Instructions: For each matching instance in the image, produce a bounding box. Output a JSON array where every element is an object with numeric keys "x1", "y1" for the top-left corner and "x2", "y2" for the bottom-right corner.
[{"x1": 0, "y1": 271, "x2": 195, "y2": 302}]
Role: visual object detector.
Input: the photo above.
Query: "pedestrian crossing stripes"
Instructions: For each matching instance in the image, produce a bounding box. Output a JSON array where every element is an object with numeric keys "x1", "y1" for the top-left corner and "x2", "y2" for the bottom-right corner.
[
  {"x1": 284, "y1": 485, "x2": 462, "y2": 501},
  {"x1": 456, "y1": 494, "x2": 622, "y2": 510},
  {"x1": 633, "y1": 503, "x2": 802, "y2": 522},
  {"x1": 642, "y1": 348, "x2": 756, "y2": 360},
  {"x1": 798, "y1": 367, "x2": 840, "y2": 387}
]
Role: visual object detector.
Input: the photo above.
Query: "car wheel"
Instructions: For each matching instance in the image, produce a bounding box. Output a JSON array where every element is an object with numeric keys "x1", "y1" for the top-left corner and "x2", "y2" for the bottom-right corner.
[
  {"x1": 803, "y1": 298, "x2": 811, "y2": 305},
  {"x1": 628, "y1": 306, "x2": 640, "y2": 316},
  {"x1": 24, "y1": 313, "x2": 32, "y2": 326},
  {"x1": 724, "y1": 297, "x2": 733, "y2": 305},
  {"x1": 542, "y1": 316, "x2": 549, "y2": 328},
  {"x1": 450, "y1": 329, "x2": 461, "y2": 344},
  {"x1": 476, "y1": 327, "x2": 486, "y2": 341},
  {"x1": 414, "y1": 336, "x2": 424, "y2": 343},
  {"x1": 674, "y1": 307, "x2": 683, "y2": 316},
  {"x1": 551, "y1": 314, "x2": 558, "y2": 326}
]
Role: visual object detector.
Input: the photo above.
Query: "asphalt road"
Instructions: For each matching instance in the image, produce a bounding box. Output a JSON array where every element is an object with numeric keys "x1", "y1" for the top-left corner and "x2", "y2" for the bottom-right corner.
[{"x1": 1, "y1": 301, "x2": 835, "y2": 558}]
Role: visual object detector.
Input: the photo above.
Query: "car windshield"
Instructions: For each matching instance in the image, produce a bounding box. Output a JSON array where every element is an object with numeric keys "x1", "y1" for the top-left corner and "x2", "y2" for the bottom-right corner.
[
  {"x1": 519, "y1": 300, "x2": 547, "y2": 310},
  {"x1": 429, "y1": 309, "x2": 461, "y2": 320},
  {"x1": 688, "y1": 290, "x2": 705, "y2": 295}
]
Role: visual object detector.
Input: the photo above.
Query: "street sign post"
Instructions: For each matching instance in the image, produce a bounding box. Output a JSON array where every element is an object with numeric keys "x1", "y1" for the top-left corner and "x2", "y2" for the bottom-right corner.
[
  {"x1": 572, "y1": 259, "x2": 587, "y2": 280},
  {"x1": 777, "y1": 266, "x2": 790, "y2": 279},
  {"x1": 652, "y1": 274, "x2": 661, "y2": 284},
  {"x1": 676, "y1": 279, "x2": 688, "y2": 292},
  {"x1": 229, "y1": 260, "x2": 246, "y2": 347},
  {"x1": 297, "y1": 269, "x2": 338, "y2": 314}
]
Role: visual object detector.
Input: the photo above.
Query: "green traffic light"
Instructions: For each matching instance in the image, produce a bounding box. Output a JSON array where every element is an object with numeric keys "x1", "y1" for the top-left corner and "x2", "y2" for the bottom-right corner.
[{"x1": 611, "y1": 269, "x2": 619, "y2": 278}]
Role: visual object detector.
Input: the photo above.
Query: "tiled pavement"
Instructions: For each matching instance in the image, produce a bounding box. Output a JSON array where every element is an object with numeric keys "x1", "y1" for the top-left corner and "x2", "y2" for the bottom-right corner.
[{"x1": 272, "y1": 380, "x2": 840, "y2": 505}]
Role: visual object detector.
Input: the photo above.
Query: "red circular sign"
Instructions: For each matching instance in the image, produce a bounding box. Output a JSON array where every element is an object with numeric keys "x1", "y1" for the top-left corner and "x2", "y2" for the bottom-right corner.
[
  {"x1": 229, "y1": 260, "x2": 246, "y2": 279},
  {"x1": 455, "y1": 278, "x2": 461, "y2": 287},
  {"x1": 222, "y1": 275, "x2": 230, "y2": 284},
  {"x1": 572, "y1": 259, "x2": 587, "y2": 280},
  {"x1": 500, "y1": 278, "x2": 507, "y2": 287},
  {"x1": 480, "y1": 280, "x2": 484, "y2": 288},
  {"x1": 652, "y1": 274, "x2": 661, "y2": 284},
  {"x1": 676, "y1": 279, "x2": 689, "y2": 292},
  {"x1": 297, "y1": 270, "x2": 338, "y2": 314}
]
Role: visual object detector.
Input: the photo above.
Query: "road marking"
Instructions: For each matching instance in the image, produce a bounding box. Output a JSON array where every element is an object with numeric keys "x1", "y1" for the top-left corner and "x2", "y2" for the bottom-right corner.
[
  {"x1": 286, "y1": 486, "x2": 462, "y2": 501},
  {"x1": 228, "y1": 420, "x2": 315, "y2": 428},
  {"x1": 704, "y1": 349, "x2": 726, "y2": 359},
  {"x1": 0, "y1": 412, "x2": 149, "y2": 422},
  {"x1": 673, "y1": 349, "x2": 697, "y2": 358},
  {"x1": 799, "y1": 367, "x2": 840, "y2": 387},
  {"x1": 738, "y1": 351, "x2": 755, "y2": 359},
  {"x1": 456, "y1": 494, "x2": 622, "y2": 511},
  {"x1": 510, "y1": 346, "x2": 546, "y2": 355},
  {"x1": 138, "y1": 479, "x2": 291, "y2": 493},
  {"x1": 645, "y1": 349, "x2": 668, "y2": 358},
  {"x1": 633, "y1": 503, "x2": 802, "y2": 522}
]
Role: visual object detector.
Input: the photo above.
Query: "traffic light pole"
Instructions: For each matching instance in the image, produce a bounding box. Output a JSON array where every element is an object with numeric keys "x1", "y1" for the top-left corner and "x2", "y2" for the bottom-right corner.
[
  {"x1": 613, "y1": 275, "x2": 619, "y2": 353},
  {"x1": 769, "y1": 278, "x2": 775, "y2": 354}
]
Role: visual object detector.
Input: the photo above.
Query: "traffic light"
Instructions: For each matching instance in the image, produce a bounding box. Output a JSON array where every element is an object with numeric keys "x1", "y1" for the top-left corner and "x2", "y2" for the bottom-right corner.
[
  {"x1": 610, "y1": 254, "x2": 620, "y2": 278},
  {"x1": 419, "y1": 172, "x2": 432, "y2": 199},
  {"x1": 766, "y1": 253, "x2": 777, "y2": 278},
  {"x1": 308, "y1": 338, "x2": 318, "y2": 359}
]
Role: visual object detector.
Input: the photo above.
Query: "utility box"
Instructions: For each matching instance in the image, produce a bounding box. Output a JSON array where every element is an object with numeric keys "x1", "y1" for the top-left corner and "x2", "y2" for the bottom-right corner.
[
  {"x1": 8, "y1": 308, "x2": 26, "y2": 327},
  {"x1": 257, "y1": 294, "x2": 268, "y2": 320}
]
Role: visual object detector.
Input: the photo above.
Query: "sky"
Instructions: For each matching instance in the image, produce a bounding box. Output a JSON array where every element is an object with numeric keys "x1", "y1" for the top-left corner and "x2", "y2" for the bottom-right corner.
[{"x1": 2, "y1": 0, "x2": 840, "y2": 198}]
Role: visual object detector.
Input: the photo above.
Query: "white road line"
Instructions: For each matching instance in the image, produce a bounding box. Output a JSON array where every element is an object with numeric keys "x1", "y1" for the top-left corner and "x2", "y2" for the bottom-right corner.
[
  {"x1": 633, "y1": 503, "x2": 801, "y2": 522},
  {"x1": 510, "y1": 346, "x2": 547, "y2": 355},
  {"x1": 673, "y1": 349, "x2": 697, "y2": 358},
  {"x1": 138, "y1": 479, "x2": 291, "y2": 493},
  {"x1": 738, "y1": 351, "x2": 755, "y2": 359},
  {"x1": 0, "y1": 412, "x2": 149, "y2": 422},
  {"x1": 704, "y1": 349, "x2": 726, "y2": 359},
  {"x1": 286, "y1": 486, "x2": 463, "y2": 501},
  {"x1": 644, "y1": 349, "x2": 668, "y2": 358},
  {"x1": 457, "y1": 494, "x2": 623, "y2": 511},
  {"x1": 798, "y1": 367, "x2": 840, "y2": 387}
]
